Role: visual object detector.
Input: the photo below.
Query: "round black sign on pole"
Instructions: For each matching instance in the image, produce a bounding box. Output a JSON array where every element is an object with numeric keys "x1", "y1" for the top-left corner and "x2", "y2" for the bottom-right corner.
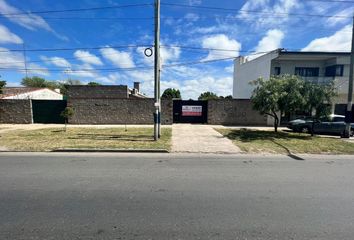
[{"x1": 144, "y1": 48, "x2": 153, "y2": 57}]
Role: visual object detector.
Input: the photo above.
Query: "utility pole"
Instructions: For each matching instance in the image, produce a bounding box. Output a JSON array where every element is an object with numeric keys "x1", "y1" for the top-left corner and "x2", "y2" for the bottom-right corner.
[
  {"x1": 153, "y1": 0, "x2": 161, "y2": 141},
  {"x1": 344, "y1": 15, "x2": 354, "y2": 138},
  {"x1": 23, "y1": 43, "x2": 28, "y2": 78}
]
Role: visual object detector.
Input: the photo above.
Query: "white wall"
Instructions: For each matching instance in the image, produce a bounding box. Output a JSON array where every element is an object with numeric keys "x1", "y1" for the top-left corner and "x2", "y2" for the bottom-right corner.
[
  {"x1": 233, "y1": 52, "x2": 279, "y2": 99},
  {"x1": 4, "y1": 89, "x2": 63, "y2": 100}
]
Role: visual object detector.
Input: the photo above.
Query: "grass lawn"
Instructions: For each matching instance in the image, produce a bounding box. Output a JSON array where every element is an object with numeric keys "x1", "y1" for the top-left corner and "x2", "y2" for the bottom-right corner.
[
  {"x1": 216, "y1": 128, "x2": 354, "y2": 154},
  {"x1": 0, "y1": 127, "x2": 171, "y2": 152}
]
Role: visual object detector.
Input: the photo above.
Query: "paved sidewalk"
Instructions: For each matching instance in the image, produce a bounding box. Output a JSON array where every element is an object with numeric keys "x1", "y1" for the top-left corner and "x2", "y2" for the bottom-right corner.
[{"x1": 172, "y1": 124, "x2": 241, "y2": 153}]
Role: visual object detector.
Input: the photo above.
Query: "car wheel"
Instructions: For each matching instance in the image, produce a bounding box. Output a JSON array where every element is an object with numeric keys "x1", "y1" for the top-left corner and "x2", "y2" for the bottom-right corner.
[{"x1": 351, "y1": 129, "x2": 354, "y2": 137}]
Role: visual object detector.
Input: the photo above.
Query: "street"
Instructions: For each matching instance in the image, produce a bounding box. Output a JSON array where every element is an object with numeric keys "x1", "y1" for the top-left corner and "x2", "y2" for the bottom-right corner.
[{"x1": 0, "y1": 153, "x2": 354, "y2": 240}]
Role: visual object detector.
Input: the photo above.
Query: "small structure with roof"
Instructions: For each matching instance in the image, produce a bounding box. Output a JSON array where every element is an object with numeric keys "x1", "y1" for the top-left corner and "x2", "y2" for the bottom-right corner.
[{"x1": 0, "y1": 87, "x2": 63, "y2": 100}]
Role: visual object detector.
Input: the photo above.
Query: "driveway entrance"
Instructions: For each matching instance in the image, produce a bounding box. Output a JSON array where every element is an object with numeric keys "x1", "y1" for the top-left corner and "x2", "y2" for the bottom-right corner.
[{"x1": 172, "y1": 124, "x2": 241, "y2": 153}]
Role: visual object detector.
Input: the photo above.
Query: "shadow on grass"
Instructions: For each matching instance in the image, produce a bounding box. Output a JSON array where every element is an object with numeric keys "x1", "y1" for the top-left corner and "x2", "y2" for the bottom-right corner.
[
  {"x1": 224, "y1": 128, "x2": 312, "y2": 142},
  {"x1": 270, "y1": 139, "x2": 305, "y2": 161},
  {"x1": 225, "y1": 129, "x2": 306, "y2": 160},
  {"x1": 67, "y1": 133, "x2": 154, "y2": 142}
]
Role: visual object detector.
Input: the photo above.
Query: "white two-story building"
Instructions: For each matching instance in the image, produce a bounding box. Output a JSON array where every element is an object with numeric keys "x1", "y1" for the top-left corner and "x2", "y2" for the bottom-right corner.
[{"x1": 233, "y1": 49, "x2": 352, "y2": 104}]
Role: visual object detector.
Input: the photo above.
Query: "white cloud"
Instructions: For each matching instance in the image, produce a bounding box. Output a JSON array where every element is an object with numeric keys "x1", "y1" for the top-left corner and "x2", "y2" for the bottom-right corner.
[
  {"x1": 248, "y1": 29, "x2": 284, "y2": 60},
  {"x1": 189, "y1": 0, "x2": 202, "y2": 5},
  {"x1": 326, "y1": 8, "x2": 353, "y2": 26},
  {"x1": 202, "y1": 34, "x2": 241, "y2": 61},
  {"x1": 239, "y1": 0, "x2": 300, "y2": 28},
  {"x1": 0, "y1": 0, "x2": 68, "y2": 41},
  {"x1": 302, "y1": 25, "x2": 351, "y2": 52},
  {"x1": 74, "y1": 50, "x2": 103, "y2": 66},
  {"x1": 0, "y1": 0, "x2": 51, "y2": 31},
  {"x1": 161, "y1": 46, "x2": 181, "y2": 65},
  {"x1": 40, "y1": 56, "x2": 71, "y2": 68},
  {"x1": 100, "y1": 47, "x2": 135, "y2": 68},
  {"x1": 0, "y1": 24, "x2": 22, "y2": 44},
  {"x1": 0, "y1": 47, "x2": 48, "y2": 76}
]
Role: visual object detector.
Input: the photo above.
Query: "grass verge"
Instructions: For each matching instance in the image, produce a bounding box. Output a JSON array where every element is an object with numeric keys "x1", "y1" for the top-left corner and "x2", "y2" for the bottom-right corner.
[
  {"x1": 216, "y1": 128, "x2": 354, "y2": 154},
  {"x1": 0, "y1": 127, "x2": 171, "y2": 152}
]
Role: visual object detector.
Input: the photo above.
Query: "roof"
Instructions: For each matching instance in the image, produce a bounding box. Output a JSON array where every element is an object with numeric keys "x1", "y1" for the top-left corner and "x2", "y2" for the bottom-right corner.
[
  {"x1": 0, "y1": 87, "x2": 61, "y2": 99},
  {"x1": 279, "y1": 50, "x2": 350, "y2": 56}
]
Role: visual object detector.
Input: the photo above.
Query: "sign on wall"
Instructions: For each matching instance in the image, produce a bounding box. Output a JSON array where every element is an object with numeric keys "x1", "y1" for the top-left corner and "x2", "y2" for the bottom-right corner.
[{"x1": 182, "y1": 105, "x2": 202, "y2": 116}]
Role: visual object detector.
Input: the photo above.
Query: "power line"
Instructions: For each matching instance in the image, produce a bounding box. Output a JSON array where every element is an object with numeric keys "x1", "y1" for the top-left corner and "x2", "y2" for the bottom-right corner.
[
  {"x1": 161, "y1": 3, "x2": 353, "y2": 19},
  {"x1": 0, "y1": 16, "x2": 153, "y2": 20},
  {"x1": 0, "y1": 44, "x2": 152, "y2": 53},
  {"x1": 0, "y1": 3, "x2": 152, "y2": 16}
]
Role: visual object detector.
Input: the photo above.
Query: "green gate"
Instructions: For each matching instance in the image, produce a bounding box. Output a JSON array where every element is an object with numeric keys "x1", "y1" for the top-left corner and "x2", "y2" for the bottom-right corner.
[{"x1": 32, "y1": 100, "x2": 67, "y2": 123}]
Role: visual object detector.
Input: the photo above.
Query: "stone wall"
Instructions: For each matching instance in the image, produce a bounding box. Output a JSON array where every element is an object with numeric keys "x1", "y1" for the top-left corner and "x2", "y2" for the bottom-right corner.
[
  {"x1": 68, "y1": 98, "x2": 173, "y2": 125},
  {"x1": 207, "y1": 99, "x2": 268, "y2": 125},
  {"x1": 67, "y1": 85, "x2": 129, "y2": 99},
  {"x1": 0, "y1": 100, "x2": 32, "y2": 124}
]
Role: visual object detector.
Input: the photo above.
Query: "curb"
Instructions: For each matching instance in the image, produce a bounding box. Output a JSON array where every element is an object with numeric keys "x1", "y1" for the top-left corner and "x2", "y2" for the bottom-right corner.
[{"x1": 51, "y1": 148, "x2": 169, "y2": 153}]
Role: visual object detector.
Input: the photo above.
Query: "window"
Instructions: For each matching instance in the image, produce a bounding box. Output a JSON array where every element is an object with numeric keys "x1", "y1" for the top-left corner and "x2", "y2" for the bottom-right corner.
[
  {"x1": 295, "y1": 67, "x2": 319, "y2": 77},
  {"x1": 325, "y1": 65, "x2": 344, "y2": 77},
  {"x1": 274, "y1": 67, "x2": 281, "y2": 75}
]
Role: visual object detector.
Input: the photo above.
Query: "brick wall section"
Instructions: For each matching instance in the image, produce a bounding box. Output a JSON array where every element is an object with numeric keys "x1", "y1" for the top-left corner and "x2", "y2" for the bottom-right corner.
[
  {"x1": 67, "y1": 85, "x2": 129, "y2": 99},
  {"x1": 68, "y1": 98, "x2": 173, "y2": 125},
  {"x1": 207, "y1": 99, "x2": 268, "y2": 125},
  {"x1": 0, "y1": 100, "x2": 32, "y2": 124}
]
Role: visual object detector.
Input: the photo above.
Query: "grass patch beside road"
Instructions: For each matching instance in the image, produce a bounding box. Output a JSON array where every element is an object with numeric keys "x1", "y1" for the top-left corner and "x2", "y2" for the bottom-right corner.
[
  {"x1": 216, "y1": 128, "x2": 354, "y2": 154},
  {"x1": 0, "y1": 127, "x2": 171, "y2": 152}
]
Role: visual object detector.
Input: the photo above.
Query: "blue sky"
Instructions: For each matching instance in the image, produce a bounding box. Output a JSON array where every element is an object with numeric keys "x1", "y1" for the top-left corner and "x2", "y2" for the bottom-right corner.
[{"x1": 0, "y1": 0, "x2": 353, "y2": 99}]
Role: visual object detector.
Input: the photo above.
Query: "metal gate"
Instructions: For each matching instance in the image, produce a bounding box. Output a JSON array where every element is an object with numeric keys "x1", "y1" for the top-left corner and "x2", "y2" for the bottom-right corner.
[
  {"x1": 32, "y1": 100, "x2": 67, "y2": 123},
  {"x1": 173, "y1": 100, "x2": 208, "y2": 123}
]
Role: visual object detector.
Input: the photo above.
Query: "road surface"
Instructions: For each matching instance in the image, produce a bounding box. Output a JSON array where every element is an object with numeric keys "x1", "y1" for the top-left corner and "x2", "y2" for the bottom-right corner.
[{"x1": 0, "y1": 153, "x2": 354, "y2": 239}]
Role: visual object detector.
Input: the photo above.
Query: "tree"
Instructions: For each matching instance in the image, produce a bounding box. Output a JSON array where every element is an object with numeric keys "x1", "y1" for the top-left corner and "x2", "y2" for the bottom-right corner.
[
  {"x1": 161, "y1": 88, "x2": 181, "y2": 99},
  {"x1": 87, "y1": 82, "x2": 101, "y2": 86},
  {"x1": 251, "y1": 75, "x2": 337, "y2": 133},
  {"x1": 21, "y1": 76, "x2": 61, "y2": 90},
  {"x1": 0, "y1": 80, "x2": 6, "y2": 94},
  {"x1": 198, "y1": 91, "x2": 218, "y2": 100},
  {"x1": 303, "y1": 81, "x2": 337, "y2": 118},
  {"x1": 21, "y1": 76, "x2": 47, "y2": 88},
  {"x1": 60, "y1": 107, "x2": 74, "y2": 132},
  {"x1": 251, "y1": 77, "x2": 284, "y2": 132}
]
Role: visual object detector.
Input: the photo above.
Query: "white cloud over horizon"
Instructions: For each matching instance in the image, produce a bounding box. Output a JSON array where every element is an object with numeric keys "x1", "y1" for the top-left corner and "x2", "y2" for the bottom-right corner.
[
  {"x1": 74, "y1": 50, "x2": 103, "y2": 66},
  {"x1": 202, "y1": 34, "x2": 241, "y2": 61},
  {"x1": 0, "y1": 24, "x2": 23, "y2": 44},
  {"x1": 248, "y1": 29, "x2": 284, "y2": 60},
  {"x1": 100, "y1": 48, "x2": 135, "y2": 68},
  {"x1": 302, "y1": 25, "x2": 352, "y2": 52},
  {"x1": 0, "y1": 0, "x2": 68, "y2": 41}
]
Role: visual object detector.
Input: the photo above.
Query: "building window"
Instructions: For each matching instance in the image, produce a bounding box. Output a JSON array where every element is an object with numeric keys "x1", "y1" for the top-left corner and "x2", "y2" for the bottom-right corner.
[
  {"x1": 295, "y1": 67, "x2": 319, "y2": 77},
  {"x1": 325, "y1": 65, "x2": 344, "y2": 77},
  {"x1": 274, "y1": 67, "x2": 281, "y2": 75}
]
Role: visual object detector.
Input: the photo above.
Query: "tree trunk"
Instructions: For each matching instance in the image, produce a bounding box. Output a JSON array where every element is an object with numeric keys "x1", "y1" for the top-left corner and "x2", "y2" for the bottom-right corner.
[
  {"x1": 272, "y1": 111, "x2": 279, "y2": 133},
  {"x1": 65, "y1": 119, "x2": 67, "y2": 132}
]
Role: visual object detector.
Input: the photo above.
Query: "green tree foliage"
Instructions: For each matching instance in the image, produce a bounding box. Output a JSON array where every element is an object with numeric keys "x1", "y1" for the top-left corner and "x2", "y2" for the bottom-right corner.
[
  {"x1": 251, "y1": 75, "x2": 337, "y2": 132},
  {"x1": 21, "y1": 76, "x2": 62, "y2": 90},
  {"x1": 0, "y1": 80, "x2": 6, "y2": 94},
  {"x1": 60, "y1": 107, "x2": 74, "y2": 132},
  {"x1": 303, "y1": 81, "x2": 337, "y2": 118},
  {"x1": 87, "y1": 82, "x2": 101, "y2": 86},
  {"x1": 21, "y1": 76, "x2": 47, "y2": 88},
  {"x1": 251, "y1": 77, "x2": 284, "y2": 132},
  {"x1": 161, "y1": 88, "x2": 181, "y2": 99},
  {"x1": 198, "y1": 91, "x2": 219, "y2": 100}
]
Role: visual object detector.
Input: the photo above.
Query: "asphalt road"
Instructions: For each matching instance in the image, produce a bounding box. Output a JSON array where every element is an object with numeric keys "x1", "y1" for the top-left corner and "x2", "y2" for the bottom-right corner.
[{"x1": 1, "y1": 153, "x2": 354, "y2": 240}]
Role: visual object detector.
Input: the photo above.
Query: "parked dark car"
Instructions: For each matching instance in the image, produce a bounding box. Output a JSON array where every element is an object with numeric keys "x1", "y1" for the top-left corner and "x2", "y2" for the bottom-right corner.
[{"x1": 287, "y1": 114, "x2": 354, "y2": 136}]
